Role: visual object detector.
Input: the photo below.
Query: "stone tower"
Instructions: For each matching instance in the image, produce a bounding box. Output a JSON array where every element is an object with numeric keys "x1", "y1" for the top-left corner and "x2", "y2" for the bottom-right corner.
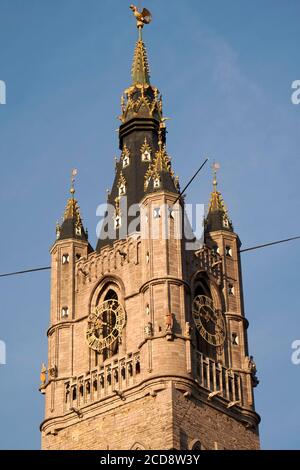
[{"x1": 40, "y1": 8, "x2": 260, "y2": 450}]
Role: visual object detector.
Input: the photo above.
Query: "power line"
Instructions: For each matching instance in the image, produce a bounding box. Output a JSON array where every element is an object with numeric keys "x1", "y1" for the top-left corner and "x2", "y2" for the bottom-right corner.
[
  {"x1": 0, "y1": 266, "x2": 50, "y2": 278},
  {"x1": 0, "y1": 158, "x2": 210, "y2": 278},
  {"x1": 239, "y1": 235, "x2": 300, "y2": 253},
  {"x1": 0, "y1": 236, "x2": 299, "y2": 279},
  {"x1": 173, "y1": 157, "x2": 209, "y2": 205}
]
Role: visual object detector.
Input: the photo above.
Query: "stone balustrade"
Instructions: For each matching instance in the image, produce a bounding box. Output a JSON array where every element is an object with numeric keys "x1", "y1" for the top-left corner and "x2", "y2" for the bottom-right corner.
[
  {"x1": 64, "y1": 352, "x2": 141, "y2": 410},
  {"x1": 196, "y1": 352, "x2": 242, "y2": 405}
]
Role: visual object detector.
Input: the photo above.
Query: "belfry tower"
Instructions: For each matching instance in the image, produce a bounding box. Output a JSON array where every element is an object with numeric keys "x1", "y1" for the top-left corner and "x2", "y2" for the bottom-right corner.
[{"x1": 40, "y1": 6, "x2": 260, "y2": 450}]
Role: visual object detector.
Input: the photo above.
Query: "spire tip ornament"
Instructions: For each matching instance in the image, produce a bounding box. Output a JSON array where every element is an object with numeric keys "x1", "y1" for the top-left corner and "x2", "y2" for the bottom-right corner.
[
  {"x1": 130, "y1": 4, "x2": 152, "y2": 37},
  {"x1": 70, "y1": 168, "x2": 77, "y2": 197},
  {"x1": 212, "y1": 161, "x2": 220, "y2": 192},
  {"x1": 206, "y1": 161, "x2": 233, "y2": 231}
]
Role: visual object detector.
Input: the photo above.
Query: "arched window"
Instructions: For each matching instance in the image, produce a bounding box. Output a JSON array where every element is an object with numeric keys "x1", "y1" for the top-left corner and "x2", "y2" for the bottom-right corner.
[
  {"x1": 91, "y1": 279, "x2": 125, "y2": 368},
  {"x1": 131, "y1": 442, "x2": 146, "y2": 450},
  {"x1": 192, "y1": 440, "x2": 202, "y2": 450},
  {"x1": 193, "y1": 279, "x2": 217, "y2": 360},
  {"x1": 100, "y1": 288, "x2": 119, "y2": 361}
]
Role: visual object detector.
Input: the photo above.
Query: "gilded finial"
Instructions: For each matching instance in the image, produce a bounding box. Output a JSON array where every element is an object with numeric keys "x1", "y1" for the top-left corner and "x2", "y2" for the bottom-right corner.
[
  {"x1": 114, "y1": 155, "x2": 118, "y2": 172},
  {"x1": 70, "y1": 168, "x2": 77, "y2": 197},
  {"x1": 158, "y1": 127, "x2": 163, "y2": 151},
  {"x1": 130, "y1": 4, "x2": 152, "y2": 39},
  {"x1": 212, "y1": 162, "x2": 220, "y2": 192}
]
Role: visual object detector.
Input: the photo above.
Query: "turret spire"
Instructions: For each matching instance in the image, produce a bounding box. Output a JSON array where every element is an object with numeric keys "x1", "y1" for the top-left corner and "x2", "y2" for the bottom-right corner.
[
  {"x1": 205, "y1": 163, "x2": 233, "y2": 232},
  {"x1": 131, "y1": 38, "x2": 150, "y2": 85},
  {"x1": 130, "y1": 4, "x2": 152, "y2": 85},
  {"x1": 55, "y1": 169, "x2": 88, "y2": 242}
]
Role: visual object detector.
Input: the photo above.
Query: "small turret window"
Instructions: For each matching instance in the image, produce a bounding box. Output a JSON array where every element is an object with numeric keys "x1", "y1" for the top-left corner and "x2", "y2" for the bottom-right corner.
[
  {"x1": 223, "y1": 216, "x2": 229, "y2": 228},
  {"x1": 62, "y1": 254, "x2": 69, "y2": 264},
  {"x1": 212, "y1": 245, "x2": 219, "y2": 254},
  {"x1": 142, "y1": 150, "x2": 151, "y2": 162},
  {"x1": 232, "y1": 333, "x2": 239, "y2": 345},
  {"x1": 75, "y1": 226, "x2": 82, "y2": 236},
  {"x1": 225, "y1": 246, "x2": 232, "y2": 257},
  {"x1": 228, "y1": 284, "x2": 234, "y2": 295},
  {"x1": 119, "y1": 183, "x2": 126, "y2": 196},
  {"x1": 153, "y1": 207, "x2": 161, "y2": 218},
  {"x1": 123, "y1": 155, "x2": 129, "y2": 168},
  {"x1": 114, "y1": 216, "x2": 121, "y2": 229},
  {"x1": 153, "y1": 177, "x2": 160, "y2": 189},
  {"x1": 61, "y1": 306, "x2": 69, "y2": 318},
  {"x1": 168, "y1": 207, "x2": 175, "y2": 219}
]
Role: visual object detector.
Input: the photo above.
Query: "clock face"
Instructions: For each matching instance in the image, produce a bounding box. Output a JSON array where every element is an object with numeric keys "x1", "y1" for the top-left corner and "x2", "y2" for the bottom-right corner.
[
  {"x1": 86, "y1": 299, "x2": 126, "y2": 353},
  {"x1": 192, "y1": 295, "x2": 226, "y2": 347}
]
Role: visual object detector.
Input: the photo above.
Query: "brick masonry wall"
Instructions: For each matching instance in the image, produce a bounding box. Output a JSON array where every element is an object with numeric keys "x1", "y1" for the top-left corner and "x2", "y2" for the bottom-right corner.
[
  {"x1": 42, "y1": 381, "x2": 259, "y2": 450},
  {"x1": 172, "y1": 388, "x2": 259, "y2": 450}
]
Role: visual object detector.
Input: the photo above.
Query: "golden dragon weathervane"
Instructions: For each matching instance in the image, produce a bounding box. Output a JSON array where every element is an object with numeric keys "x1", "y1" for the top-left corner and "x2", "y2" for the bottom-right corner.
[{"x1": 130, "y1": 4, "x2": 152, "y2": 38}]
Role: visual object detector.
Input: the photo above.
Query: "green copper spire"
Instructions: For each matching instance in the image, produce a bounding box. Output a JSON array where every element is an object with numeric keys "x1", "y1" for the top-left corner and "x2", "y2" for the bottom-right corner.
[{"x1": 131, "y1": 38, "x2": 151, "y2": 85}]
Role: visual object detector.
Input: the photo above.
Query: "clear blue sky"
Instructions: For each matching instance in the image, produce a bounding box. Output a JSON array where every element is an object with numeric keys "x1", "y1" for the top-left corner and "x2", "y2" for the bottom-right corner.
[{"x1": 0, "y1": 0, "x2": 299, "y2": 449}]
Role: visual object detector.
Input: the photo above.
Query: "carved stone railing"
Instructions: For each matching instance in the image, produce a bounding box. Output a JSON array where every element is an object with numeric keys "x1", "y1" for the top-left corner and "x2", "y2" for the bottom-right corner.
[
  {"x1": 196, "y1": 352, "x2": 242, "y2": 405},
  {"x1": 194, "y1": 246, "x2": 222, "y2": 284},
  {"x1": 64, "y1": 352, "x2": 141, "y2": 410}
]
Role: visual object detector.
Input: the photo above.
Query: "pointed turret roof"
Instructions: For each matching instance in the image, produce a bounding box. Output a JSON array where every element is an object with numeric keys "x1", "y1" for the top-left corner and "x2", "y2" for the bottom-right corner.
[
  {"x1": 56, "y1": 170, "x2": 88, "y2": 242},
  {"x1": 131, "y1": 36, "x2": 150, "y2": 85},
  {"x1": 205, "y1": 165, "x2": 233, "y2": 232},
  {"x1": 144, "y1": 129, "x2": 179, "y2": 194}
]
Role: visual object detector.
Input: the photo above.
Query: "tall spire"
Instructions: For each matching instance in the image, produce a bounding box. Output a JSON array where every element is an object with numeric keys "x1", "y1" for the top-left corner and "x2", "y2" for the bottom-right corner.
[
  {"x1": 119, "y1": 5, "x2": 160, "y2": 125},
  {"x1": 96, "y1": 6, "x2": 180, "y2": 252},
  {"x1": 56, "y1": 169, "x2": 88, "y2": 242},
  {"x1": 205, "y1": 163, "x2": 233, "y2": 232},
  {"x1": 131, "y1": 38, "x2": 150, "y2": 85}
]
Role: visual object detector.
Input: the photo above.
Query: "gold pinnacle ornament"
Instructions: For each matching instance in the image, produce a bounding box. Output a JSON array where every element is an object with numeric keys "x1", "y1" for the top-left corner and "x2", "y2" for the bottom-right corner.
[{"x1": 130, "y1": 4, "x2": 152, "y2": 36}]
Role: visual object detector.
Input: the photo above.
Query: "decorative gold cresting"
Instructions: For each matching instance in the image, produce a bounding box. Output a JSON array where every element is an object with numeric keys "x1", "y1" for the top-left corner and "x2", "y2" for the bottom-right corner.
[
  {"x1": 118, "y1": 5, "x2": 163, "y2": 123},
  {"x1": 121, "y1": 144, "x2": 130, "y2": 167},
  {"x1": 144, "y1": 128, "x2": 175, "y2": 190},
  {"x1": 131, "y1": 38, "x2": 150, "y2": 85},
  {"x1": 63, "y1": 198, "x2": 82, "y2": 224},
  {"x1": 118, "y1": 171, "x2": 127, "y2": 196},
  {"x1": 64, "y1": 169, "x2": 82, "y2": 223},
  {"x1": 208, "y1": 163, "x2": 226, "y2": 212},
  {"x1": 140, "y1": 137, "x2": 152, "y2": 161}
]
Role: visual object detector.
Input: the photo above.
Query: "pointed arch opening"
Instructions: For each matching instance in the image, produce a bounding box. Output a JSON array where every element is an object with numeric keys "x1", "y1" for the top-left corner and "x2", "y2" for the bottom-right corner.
[
  {"x1": 193, "y1": 279, "x2": 217, "y2": 360},
  {"x1": 89, "y1": 276, "x2": 126, "y2": 367}
]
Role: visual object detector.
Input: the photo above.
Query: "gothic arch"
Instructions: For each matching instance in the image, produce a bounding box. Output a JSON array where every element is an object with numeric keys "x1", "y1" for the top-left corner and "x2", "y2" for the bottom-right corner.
[
  {"x1": 89, "y1": 275, "x2": 126, "y2": 363},
  {"x1": 190, "y1": 439, "x2": 204, "y2": 450},
  {"x1": 190, "y1": 271, "x2": 225, "y2": 361},
  {"x1": 131, "y1": 441, "x2": 147, "y2": 450},
  {"x1": 190, "y1": 270, "x2": 223, "y2": 311},
  {"x1": 89, "y1": 274, "x2": 125, "y2": 312}
]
